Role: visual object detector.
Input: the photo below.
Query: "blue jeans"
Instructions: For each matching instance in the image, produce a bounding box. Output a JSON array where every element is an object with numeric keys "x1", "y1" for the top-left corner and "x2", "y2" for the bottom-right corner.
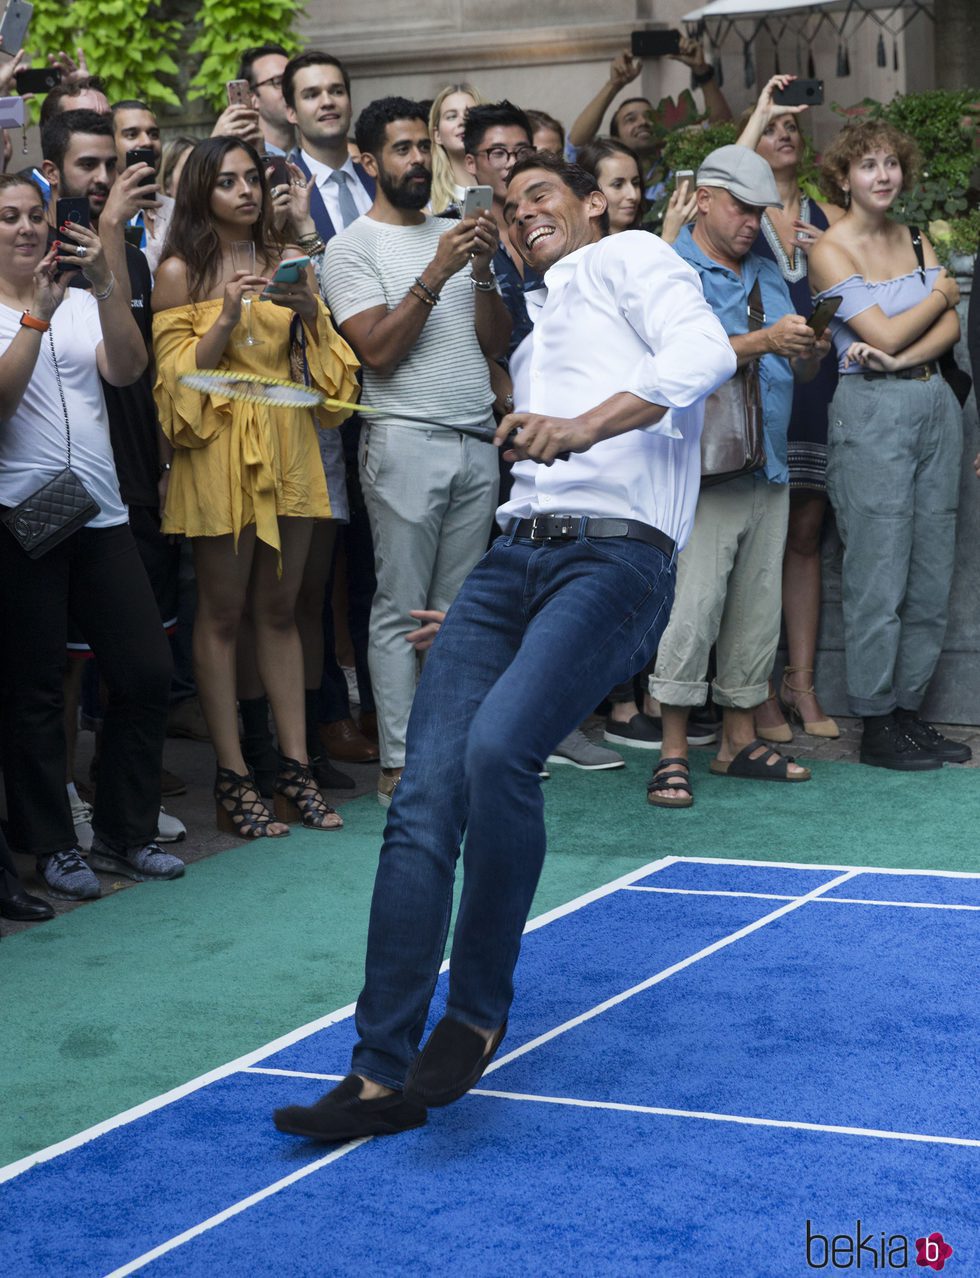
[{"x1": 351, "y1": 528, "x2": 676, "y2": 1088}]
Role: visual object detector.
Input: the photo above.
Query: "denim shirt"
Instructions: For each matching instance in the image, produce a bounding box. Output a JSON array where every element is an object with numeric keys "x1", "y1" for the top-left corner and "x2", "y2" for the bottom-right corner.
[
  {"x1": 673, "y1": 225, "x2": 794, "y2": 484},
  {"x1": 494, "y1": 244, "x2": 544, "y2": 357}
]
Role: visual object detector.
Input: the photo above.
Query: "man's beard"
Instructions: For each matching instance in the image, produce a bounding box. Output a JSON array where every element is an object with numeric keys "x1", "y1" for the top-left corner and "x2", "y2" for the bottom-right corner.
[{"x1": 377, "y1": 162, "x2": 431, "y2": 210}]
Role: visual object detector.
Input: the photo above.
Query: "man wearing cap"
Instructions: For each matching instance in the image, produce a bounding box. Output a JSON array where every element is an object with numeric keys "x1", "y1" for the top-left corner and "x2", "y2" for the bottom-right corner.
[{"x1": 646, "y1": 144, "x2": 831, "y2": 806}]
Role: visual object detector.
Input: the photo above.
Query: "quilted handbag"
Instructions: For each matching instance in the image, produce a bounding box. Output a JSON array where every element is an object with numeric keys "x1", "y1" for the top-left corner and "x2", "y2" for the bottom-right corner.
[{"x1": 0, "y1": 328, "x2": 98, "y2": 557}]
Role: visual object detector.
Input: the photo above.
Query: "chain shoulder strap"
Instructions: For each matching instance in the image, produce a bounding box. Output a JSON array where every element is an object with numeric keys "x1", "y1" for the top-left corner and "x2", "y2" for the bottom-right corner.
[{"x1": 46, "y1": 325, "x2": 73, "y2": 469}]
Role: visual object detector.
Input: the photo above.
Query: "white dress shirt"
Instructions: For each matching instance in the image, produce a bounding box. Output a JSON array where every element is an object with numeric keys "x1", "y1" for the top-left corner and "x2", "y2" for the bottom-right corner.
[
  {"x1": 299, "y1": 150, "x2": 373, "y2": 232},
  {"x1": 497, "y1": 229, "x2": 736, "y2": 550}
]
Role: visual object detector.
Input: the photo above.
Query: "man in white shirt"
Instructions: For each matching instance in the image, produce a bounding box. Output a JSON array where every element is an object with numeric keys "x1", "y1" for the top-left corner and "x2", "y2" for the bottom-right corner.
[
  {"x1": 274, "y1": 151, "x2": 735, "y2": 1145},
  {"x1": 282, "y1": 50, "x2": 374, "y2": 245}
]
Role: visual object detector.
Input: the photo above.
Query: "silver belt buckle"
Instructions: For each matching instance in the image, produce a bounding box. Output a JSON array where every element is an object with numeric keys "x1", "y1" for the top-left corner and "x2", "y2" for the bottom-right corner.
[{"x1": 529, "y1": 516, "x2": 546, "y2": 541}]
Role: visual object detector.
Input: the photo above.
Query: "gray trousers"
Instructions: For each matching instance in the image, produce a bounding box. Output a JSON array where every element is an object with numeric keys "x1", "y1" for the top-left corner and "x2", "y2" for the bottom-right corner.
[
  {"x1": 826, "y1": 373, "x2": 961, "y2": 716},
  {"x1": 650, "y1": 474, "x2": 789, "y2": 709},
  {"x1": 359, "y1": 420, "x2": 499, "y2": 768}
]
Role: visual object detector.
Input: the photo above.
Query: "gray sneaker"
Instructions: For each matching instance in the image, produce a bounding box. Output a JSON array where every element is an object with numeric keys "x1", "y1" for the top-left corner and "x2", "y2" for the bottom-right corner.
[
  {"x1": 547, "y1": 728, "x2": 625, "y2": 771},
  {"x1": 89, "y1": 836, "x2": 185, "y2": 882},
  {"x1": 37, "y1": 849, "x2": 101, "y2": 901}
]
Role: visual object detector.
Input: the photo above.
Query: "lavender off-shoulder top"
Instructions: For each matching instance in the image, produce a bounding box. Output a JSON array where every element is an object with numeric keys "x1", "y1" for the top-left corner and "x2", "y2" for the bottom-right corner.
[{"x1": 816, "y1": 265, "x2": 941, "y2": 373}]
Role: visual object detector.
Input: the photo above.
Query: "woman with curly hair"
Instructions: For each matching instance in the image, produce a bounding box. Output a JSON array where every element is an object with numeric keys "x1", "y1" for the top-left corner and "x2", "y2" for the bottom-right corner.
[
  {"x1": 428, "y1": 82, "x2": 483, "y2": 214},
  {"x1": 808, "y1": 118, "x2": 968, "y2": 771},
  {"x1": 152, "y1": 137, "x2": 360, "y2": 837}
]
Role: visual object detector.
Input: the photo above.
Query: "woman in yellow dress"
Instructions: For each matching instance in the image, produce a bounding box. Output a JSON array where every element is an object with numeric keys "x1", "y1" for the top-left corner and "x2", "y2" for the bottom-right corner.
[{"x1": 152, "y1": 137, "x2": 359, "y2": 839}]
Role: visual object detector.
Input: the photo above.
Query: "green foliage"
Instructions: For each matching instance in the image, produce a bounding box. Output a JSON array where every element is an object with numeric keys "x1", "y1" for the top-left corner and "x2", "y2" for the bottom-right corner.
[
  {"x1": 661, "y1": 121, "x2": 738, "y2": 177},
  {"x1": 188, "y1": 0, "x2": 304, "y2": 111},
  {"x1": 928, "y1": 207, "x2": 980, "y2": 268},
  {"x1": 28, "y1": 0, "x2": 182, "y2": 109}
]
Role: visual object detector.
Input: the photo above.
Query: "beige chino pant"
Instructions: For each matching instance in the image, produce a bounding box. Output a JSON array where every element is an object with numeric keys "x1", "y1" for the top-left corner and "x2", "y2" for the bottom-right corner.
[{"x1": 649, "y1": 473, "x2": 789, "y2": 710}]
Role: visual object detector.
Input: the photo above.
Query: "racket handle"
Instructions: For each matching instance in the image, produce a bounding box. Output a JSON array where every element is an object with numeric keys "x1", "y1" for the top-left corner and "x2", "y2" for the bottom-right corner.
[{"x1": 506, "y1": 427, "x2": 571, "y2": 463}]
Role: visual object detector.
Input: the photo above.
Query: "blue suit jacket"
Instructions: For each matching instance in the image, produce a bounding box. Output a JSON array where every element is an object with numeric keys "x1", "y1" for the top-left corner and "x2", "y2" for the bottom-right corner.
[{"x1": 287, "y1": 151, "x2": 375, "y2": 244}]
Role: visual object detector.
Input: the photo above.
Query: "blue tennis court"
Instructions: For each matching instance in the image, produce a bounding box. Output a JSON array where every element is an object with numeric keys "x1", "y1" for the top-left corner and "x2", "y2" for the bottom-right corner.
[{"x1": 3, "y1": 856, "x2": 976, "y2": 1276}]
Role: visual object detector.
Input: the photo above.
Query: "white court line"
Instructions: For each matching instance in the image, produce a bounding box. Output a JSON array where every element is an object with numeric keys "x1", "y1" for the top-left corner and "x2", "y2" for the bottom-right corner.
[
  {"x1": 0, "y1": 855, "x2": 676, "y2": 1186},
  {"x1": 626, "y1": 886, "x2": 980, "y2": 911},
  {"x1": 469, "y1": 1088, "x2": 980, "y2": 1150},
  {"x1": 247, "y1": 1068, "x2": 345, "y2": 1082},
  {"x1": 102, "y1": 1138, "x2": 373, "y2": 1278},
  {"x1": 671, "y1": 855, "x2": 980, "y2": 879},
  {"x1": 482, "y1": 869, "x2": 859, "y2": 1079}
]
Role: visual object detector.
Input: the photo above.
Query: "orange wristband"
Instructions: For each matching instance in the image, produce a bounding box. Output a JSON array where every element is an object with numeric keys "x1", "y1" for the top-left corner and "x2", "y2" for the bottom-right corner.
[{"x1": 20, "y1": 311, "x2": 50, "y2": 333}]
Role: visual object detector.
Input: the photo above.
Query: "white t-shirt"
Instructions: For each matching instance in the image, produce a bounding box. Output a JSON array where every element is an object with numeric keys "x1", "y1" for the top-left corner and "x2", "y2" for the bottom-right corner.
[
  {"x1": 321, "y1": 215, "x2": 493, "y2": 430},
  {"x1": 0, "y1": 291, "x2": 127, "y2": 527}
]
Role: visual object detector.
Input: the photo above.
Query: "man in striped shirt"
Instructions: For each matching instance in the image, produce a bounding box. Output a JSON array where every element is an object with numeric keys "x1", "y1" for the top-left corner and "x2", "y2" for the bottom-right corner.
[{"x1": 321, "y1": 96, "x2": 512, "y2": 809}]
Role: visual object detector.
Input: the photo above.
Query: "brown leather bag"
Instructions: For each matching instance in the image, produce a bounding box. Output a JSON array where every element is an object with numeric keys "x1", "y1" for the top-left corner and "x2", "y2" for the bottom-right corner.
[{"x1": 700, "y1": 277, "x2": 767, "y2": 487}]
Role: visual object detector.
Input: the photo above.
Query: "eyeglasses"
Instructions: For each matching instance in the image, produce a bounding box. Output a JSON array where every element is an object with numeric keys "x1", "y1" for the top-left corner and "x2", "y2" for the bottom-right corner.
[
  {"x1": 474, "y1": 145, "x2": 536, "y2": 166},
  {"x1": 253, "y1": 74, "x2": 284, "y2": 91}
]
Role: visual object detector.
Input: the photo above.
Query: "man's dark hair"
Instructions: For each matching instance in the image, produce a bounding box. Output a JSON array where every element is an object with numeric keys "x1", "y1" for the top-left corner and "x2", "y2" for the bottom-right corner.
[
  {"x1": 238, "y1": 43, "x2": 288, "y2": 85},
  {"x1": 38, "y1": 77, "x2": 108, "y2": 129},
  {"x1": 111, "y1": 99, "x2": 152, "y2": 117},
  {"x1": 506, "y1": 150, "x2": 610, "y2": 235},
  {"x1": 462, "y1": 100, "x2": 532, "y2": 156},
  {"x1": 282, "y1": 50, "x2": 351, "y2": 110},
  {"x1": 41, "y1": 109, "x2": 114, "y2": 170},
  {"x1": 526, "y1": 109, "x2": 565, "y2": 147},
  {"x1": 610, "y1": 96, "x2": 651, "y2": 139},
  {"x1": 355, "y1": 96, "x2": 428, "y2": 160}
]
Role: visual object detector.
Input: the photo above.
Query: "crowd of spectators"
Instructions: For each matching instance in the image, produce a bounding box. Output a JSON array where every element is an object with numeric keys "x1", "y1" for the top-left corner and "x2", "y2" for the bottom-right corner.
[{"x1": 0, "y1": 36, "x2": 974, "y2": 930}]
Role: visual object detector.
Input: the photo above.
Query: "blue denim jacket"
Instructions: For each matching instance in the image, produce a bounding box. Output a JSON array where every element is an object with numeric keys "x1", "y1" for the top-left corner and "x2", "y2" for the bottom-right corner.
[{"x1": 673, "y1": 225, "x2": 794, "y2": 484}]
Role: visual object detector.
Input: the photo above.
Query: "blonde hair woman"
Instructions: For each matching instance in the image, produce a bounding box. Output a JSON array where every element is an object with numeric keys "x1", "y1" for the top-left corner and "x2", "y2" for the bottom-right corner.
[{"x1": 428, "y1": 82, "x2": 483, "y2": 214}]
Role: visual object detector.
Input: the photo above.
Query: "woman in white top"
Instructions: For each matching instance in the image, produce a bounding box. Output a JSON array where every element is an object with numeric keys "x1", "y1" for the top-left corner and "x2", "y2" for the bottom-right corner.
[{"x1": 0, "y1": 173, "x2": 181, "y2": 902}]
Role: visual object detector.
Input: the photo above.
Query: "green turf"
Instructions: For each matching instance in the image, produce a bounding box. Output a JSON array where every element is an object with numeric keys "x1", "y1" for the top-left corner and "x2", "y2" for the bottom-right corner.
[{"x1": 3, "y1": 753, "x2": 978, "y2": 1167}]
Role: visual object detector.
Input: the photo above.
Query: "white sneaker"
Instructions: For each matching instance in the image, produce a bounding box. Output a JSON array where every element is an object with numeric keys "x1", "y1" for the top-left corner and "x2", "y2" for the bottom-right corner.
[
  {"x1": 70, "y1": 789, "x2": 94, "y2": 853},
  {"x1": 156, "y1": 806, "x2": 186, "y2": 843}
]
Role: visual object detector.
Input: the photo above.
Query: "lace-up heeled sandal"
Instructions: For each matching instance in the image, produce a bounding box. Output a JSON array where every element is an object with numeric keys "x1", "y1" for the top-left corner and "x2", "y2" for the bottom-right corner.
[
  {"x1": 780, "y1": 666, "x2": 839, "y2": 739},
  {"x1": 214, "y1": 767, "x2": 290, "y2": 839},
  {"x1": 273, "y1": 755, "x2": 344, "y2": 831}
]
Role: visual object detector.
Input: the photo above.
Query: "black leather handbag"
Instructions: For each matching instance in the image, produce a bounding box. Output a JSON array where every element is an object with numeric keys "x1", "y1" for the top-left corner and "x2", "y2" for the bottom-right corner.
[{"x1": 1, "y1": 327, "x2": 98, "y2": 558}]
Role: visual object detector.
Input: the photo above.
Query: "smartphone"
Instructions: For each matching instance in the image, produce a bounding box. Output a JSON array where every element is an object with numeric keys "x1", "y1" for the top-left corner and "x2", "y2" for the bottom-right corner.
[
  {"x1": 260, "y1": 255, "x2": 311, "y2": 296},
  {"x1": 54, "y1": 196, "x2": 90, "y2": 273},
  {"x1": 226, "y1": 79, "x2": 251, "y2": 108},
  {"x1": 674, "y1": 168, "x2": 694, "y2": 193},
  {"x1": 126, "y1": 146, "x2": 157, "y2": 187},
  {"x1": 773, "y1": 79, "x2": 824, "y2": 107},
  {"x1": 462, "y1": 185, "x2": 493, "y2": 220},
  {"x1": 0, "y1": 0, "x2": 32, "y2": 53},
  {"x1": 630, "y1": 28, "x2": 681, "y2": 58},
  {"x1": 265, "y1": 155, "x2": 291, "y2": 188},
  {"x1": 0, "y1": 93, "x2": 25, "y2": 128},
  {"x1": 807, "y1": 294, "x2": 842, "y2": 339},
  {"x1": 14, "y1": 64, "x2": 59, "y2": 94}
]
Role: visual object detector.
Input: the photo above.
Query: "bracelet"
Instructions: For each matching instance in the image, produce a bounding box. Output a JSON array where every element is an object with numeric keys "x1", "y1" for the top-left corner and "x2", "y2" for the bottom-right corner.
[
  {"x1": 470, "y1": 273, "x2": 498, "y2": 293},
  {"x1": 408, "y1": 286, "x2": 435, "y2": 307},
  {"x1": 92, "y1": 274, "x2": 116, "y2": 302},
  {"x1": 931, "y1": 286, "x2": 949, "y2": 307},
  {"x1": 414, "y1": 276, "x2": 440, "y2": 305},
  {"x1": 297, "y1": 234, "x2": 326, "y2": 255},
  {"x1": 692, "y1": 64, "x2": 715, "y2": 86},
  {"x1": 19, "y1": 310, "x2": 50, "y2": 332}
]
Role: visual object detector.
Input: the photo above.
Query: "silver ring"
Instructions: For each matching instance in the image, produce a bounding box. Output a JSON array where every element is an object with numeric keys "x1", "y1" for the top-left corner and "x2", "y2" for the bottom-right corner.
[
  {"x1": 76, "y1": 246, "x2": 87, "y2": 259},
  {"x1": 290, "y1": 180, "x2": 305, "y2": 187}
]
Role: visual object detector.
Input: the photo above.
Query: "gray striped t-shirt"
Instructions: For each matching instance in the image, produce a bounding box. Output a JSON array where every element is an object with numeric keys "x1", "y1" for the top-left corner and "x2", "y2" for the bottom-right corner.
[{"x1": 320, "y1": 215, "x2": 493, "y2": 430}]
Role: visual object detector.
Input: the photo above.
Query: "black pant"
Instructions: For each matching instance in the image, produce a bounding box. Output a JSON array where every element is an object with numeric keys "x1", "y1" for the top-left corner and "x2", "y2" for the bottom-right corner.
[{"x1": 0, "y1": 521, "x2": 172, "y2": 855}]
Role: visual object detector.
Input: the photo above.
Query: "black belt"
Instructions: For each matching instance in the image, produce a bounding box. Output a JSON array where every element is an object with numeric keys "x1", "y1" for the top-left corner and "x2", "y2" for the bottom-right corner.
[
  {"x1": 511, "y1": 515, "x2": 675, "y2": 559},
  {"x1": 861, "y1": 362, "x2": 938, "y2": 382}
]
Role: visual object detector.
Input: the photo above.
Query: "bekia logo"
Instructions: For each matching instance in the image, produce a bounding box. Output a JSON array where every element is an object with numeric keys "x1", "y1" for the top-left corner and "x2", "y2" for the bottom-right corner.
[{"x1": 806, "y1": 1220, "x2": 954, "y2": 1270}]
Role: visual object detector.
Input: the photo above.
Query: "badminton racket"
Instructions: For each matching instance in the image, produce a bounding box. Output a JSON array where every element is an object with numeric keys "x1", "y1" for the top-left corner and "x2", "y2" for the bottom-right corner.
[{"x1": 177, "y1": 370, "x2": 569, "y2": 457}]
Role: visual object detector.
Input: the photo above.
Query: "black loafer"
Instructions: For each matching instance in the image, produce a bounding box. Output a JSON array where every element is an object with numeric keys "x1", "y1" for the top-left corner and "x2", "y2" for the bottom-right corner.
[
  {"x1": 403, "y1": 1017, "x2": 507, "y2": 1108},
  {"x1": 273, "y1": 1074, "x2": 426, "y2": 1142},
  {"x1": 0, "y1": 889, "x2": 56, "y2": 922}
]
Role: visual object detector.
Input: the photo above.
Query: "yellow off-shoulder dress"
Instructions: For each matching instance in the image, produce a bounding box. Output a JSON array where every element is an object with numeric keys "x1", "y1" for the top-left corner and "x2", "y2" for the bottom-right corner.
[{"x1": 153, "y1": 298, "x2": 359, "y2": 555}]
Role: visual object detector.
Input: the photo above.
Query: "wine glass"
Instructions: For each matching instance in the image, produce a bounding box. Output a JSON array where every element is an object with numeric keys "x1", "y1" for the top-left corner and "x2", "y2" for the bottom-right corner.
[{"x1": 230, "y1": 239, "x2": 263, "y2": 347}]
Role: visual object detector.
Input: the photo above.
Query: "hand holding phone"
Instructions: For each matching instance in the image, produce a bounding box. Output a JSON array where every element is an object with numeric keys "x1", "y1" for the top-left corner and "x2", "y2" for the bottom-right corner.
[
  {"x1": 14, "y1": 63, "x2": 58, "y2": 94},
  {"x1": 226, "y1": 79, "x2": 251, "y2": 108},
  {"x1": 630, "y1": 28, "x2": 681, "y2": 58},
  {"x1": 0, "y1": 0, "x2": 33, "y2": 57},
  {"x1": 260, "y1": 255, "x2": 311, "y2": 298},
  {"x1": 773, "y1": 79, "x2": 823, "y2": 107},
  {"x1": 462, "y1": 185, "x2": 493, "y2": 220}
]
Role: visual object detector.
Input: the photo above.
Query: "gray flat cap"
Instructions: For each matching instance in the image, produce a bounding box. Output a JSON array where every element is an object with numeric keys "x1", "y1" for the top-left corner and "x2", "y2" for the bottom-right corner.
[{"x1": 695, "y1": 144, "x2": 783, "y2": 209}]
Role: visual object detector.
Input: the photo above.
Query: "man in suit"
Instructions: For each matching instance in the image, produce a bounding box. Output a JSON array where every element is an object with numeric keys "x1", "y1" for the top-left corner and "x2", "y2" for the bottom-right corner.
[{"x1": 282, "y1": 50, "x2": 375, "y2": 245}]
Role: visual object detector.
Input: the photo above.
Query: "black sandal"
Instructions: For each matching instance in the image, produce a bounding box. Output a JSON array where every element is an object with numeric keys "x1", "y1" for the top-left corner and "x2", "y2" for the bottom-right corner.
[
  {"x1": 214, "y1": 767, "x2": 290, "y2": 839},
  {"x1": 646, "y1": 756, "x2": 694, "y2": 808},
  {"x1": 709, "y1": 739, "x2": 811, "y2": 782},
  {"x1": 273, "y1": 755, "x2": 344, "y2": 830}
]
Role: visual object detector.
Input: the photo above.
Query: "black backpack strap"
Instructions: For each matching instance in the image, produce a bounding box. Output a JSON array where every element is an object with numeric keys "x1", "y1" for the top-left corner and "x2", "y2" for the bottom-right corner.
[{"x1": 908, "y1": 225, "x2": 925, "y2": 281}]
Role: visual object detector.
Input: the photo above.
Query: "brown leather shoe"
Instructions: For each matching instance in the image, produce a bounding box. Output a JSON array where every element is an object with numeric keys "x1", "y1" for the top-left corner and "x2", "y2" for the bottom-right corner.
[
  {"x1": 318, "y1": 717, "x2": 379, "y2": 763},
  {"x1": 359, "y1": 710, "x2": 378, "y2": 743}
]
